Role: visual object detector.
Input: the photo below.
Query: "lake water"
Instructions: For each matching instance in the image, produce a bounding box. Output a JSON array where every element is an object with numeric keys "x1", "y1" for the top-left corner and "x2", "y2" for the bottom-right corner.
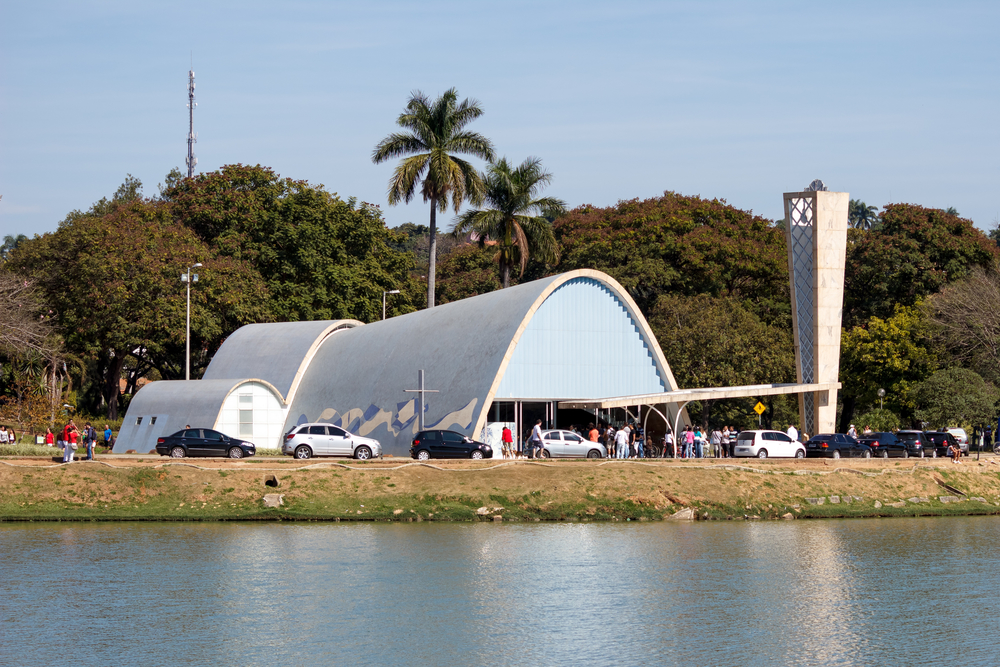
[{"x1": 2, "y1": 517, "x2": 998, "y2": 666}]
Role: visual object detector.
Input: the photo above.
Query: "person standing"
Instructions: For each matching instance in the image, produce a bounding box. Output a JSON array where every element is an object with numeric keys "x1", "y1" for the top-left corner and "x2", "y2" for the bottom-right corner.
[
  {"x1": 684, "y1": 426, "x2": 695, "y2": 459},
  {"x1": 711, "y1": 427, "x2": 722, "y2": 458},
  {"x1": 727, "y1": 426, "x2": 737, "y2": 457},
  {"x1": 663, "y1": 429, "x2": 674, "y2": 458},
  {"x1": 501, "y1": 425, "x2": 513, "y2": 459},
  {"x1": 721, "y1": 426, "x2": 731, "y2": 458},
  {"x1": 614, "y1": 427, "x2": 629, "y2": 459},
  {"x1": 635, "y1": 425, "x2": 645, "y2": 459},
  {"x1": 529, "y1": 419, "x2": 543, "y2": 459},
  {"x1": 587, "y1": 423, "x2": 599, "y2": 443},
  {"x1": 45, "y1": 427, "x2": 54, "y2": 447},
  {"x1": 847, "y1": 424, "x2": 858, "y2": 439},
  {"x1": 82, "y1": 422, "x2": 97, "y2": 460},
  {"x1": 63, "y1": 424, "x2": 79, "y2": 463},
  {"x1": 103, "y1": 424, "x2": 113, "y2": 450},
  {"x1": 787, "y1": 423, "x2": 798, "y2": 443},
  {"x1": 0, "y1": 426, "x2": 7, "y2": 446}
]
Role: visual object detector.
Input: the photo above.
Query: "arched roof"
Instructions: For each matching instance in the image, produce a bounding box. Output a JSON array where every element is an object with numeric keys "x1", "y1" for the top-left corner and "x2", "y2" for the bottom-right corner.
[
  {"x1": 288, "y1": 270, "x2": 676, "y2": 456},
  {"x1": 112, "y1": 378, "x2": 284, "y2": 453},
  {"x1": 203, "y1": 319, "x2": 361, "y2": 401}
]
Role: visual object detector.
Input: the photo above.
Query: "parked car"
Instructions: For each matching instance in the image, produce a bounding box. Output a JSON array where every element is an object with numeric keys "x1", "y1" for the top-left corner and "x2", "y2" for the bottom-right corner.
[
  {"x1": 857, "y1": 432, "x2": 909, "y2": 458},
  {"x1": 156, "y1": 428, "x2": 256, "y2": 459},
  {"x1": 282, "y1": 423, "x2": 381, "y2": 460},
  {"x1": 805, "y1": 433, "x2": 872, "y2": 459},
  {"x1": 943, "y1": 427, "x2": 970, "y2": 455},
  {"x1": 733, "y1": 430, "x2": 806, "y2": 459},
  {"x1": 926, "y1": 431, "x2": 962, "y2": 458},
  {"x1": 895, "y1": 430, "x2": 934, "y2": 458},
  {"x1": 539, "y1": 429, "x2": 607, "y2": 458},
  {"x1": 410, "y1": 430, "x2": 493, "y2": 460}
]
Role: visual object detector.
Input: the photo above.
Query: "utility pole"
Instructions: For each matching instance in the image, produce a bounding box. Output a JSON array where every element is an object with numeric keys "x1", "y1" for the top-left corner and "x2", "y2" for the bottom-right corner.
[{"x1": 186, "y1": 67, "x2": 198, "y2": 178}]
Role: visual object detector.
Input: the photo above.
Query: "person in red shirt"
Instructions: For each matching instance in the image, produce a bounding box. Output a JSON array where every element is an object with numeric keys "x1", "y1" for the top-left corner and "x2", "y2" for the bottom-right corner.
[
  {"x1": 45, "y1": 428, "x2": 54, "y2": 447},
  {"x1": 588, "y1": 423, "x2": 599, "y2": 442},
  {"x1": 64, "y1": 424, "x2": 79, "y2": 463},
  {"x1": 501, "y1": 426, "x2": 513, "y2": 459}
]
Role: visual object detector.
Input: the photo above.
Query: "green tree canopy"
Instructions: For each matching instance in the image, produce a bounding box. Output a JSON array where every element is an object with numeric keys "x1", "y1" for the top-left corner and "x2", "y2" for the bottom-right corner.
[
  {"x1": 163, "y1": 164, "x2": 420, "y2": 323},
  {"x1": 838, "y1": 305, "x2": 937, "y2": 431},
  {"x1": 372, "y1": 88, "x2": 495, "y2": 308},
  {"x1": 7, "y1": 189, "x2": 269, "y2": 418},
  {"x1": 844, "y1": 204, "x2": 998, "y2": 326},
  {"x1": 554, "y1": 192, "x2": 790, "y2": 325},
  {"x1": 913, "y1": 368, "x2": 999, "y2": 430},
  {"x1": 452, "y1": 157, "x2": 565, "y2": 288},
  {"x1": 647, "y1": 293, "x2": 796, "y2": 429}
]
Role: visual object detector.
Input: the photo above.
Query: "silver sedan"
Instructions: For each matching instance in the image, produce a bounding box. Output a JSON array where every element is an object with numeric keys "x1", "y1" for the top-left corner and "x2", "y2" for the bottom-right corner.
[{"x1": 540, "y1": 430, "x2": 607, "y2": 458}]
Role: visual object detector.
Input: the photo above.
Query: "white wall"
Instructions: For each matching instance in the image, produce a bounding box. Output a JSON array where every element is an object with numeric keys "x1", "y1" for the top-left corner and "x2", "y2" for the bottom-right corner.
[{"x1": 216, "y1": 381, "x2": 287, "y2": 450}]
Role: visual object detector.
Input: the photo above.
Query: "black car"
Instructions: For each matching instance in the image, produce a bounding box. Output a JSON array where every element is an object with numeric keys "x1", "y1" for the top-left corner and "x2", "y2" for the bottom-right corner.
[
  {"x1": 857, "y1": 432, "x2": 909, "y2": 458},
  {"x1": 805, "y1": 433, "x2": 872, "y2": 459},
  {"x1": 156, "y1": 428, "x2": 256, "y2": 459},
  {"x1": 896, "y1": 430, "x2": 934, "y2": 458},
  {"x1": 926, "y1": 431, "x2": 961, "y2": 458},
  {"x1": 410, "y1": 430, "x2": 493, "y2": 460}
]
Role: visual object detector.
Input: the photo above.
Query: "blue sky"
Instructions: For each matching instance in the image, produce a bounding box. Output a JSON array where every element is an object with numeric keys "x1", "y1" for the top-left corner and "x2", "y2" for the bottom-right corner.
[{"x1": 2, "y1": 1, "x2": 998, "y2": 238}]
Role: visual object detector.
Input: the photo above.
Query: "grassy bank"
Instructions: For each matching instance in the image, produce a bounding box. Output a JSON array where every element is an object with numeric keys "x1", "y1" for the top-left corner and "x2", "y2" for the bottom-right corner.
[{"x1": 2, "y1": 458, "x2": 1000, "y2": 522}]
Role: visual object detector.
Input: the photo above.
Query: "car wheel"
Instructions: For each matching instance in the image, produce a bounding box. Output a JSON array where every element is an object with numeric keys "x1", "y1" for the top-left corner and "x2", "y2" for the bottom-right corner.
[
  {"x1": 795, "y1": 449, "x2": 805, "y2": 459},
  {"x1": 832, "y1": 450, "x2": 841, "y2": 460},
  {"x1": 864, "y1": 450, "x2": 871, "y2": 459},
  {"x1": 354, "y1": 445, "x2": 372, "y2": 460},
  {"x1": 757, "y1": 449, "x2": 768, "y2": 459},
  {"x1": 539, "y1": 449, "x2": 550, "y2": 459},
  {"x1": 932, "y1": 449, "x2": 938, "y2": 458},
  {"x1": 170, "y1": 446, "x2": 185, "y2": 458},
  {"x1": 920, "y1": 450, "x2": 925, "y2": 458},
  {"x1": 416, "y1": 449, "x2": 430, "y2": 460},
  {"x1": 587, "y1": 449, "x2": 602, "y2": 459},
  {"x1": 470, "y1": 450, "x2": 484, "y2": 460},
  {"x1": 228, "y1": 447, "x2": 244, "y2": 459},
  {"x1": 882, "y1": 450, "x2": 889, "y2": 459},
  {"x1": 902, "y1": 449, "x2": 909, "y2": 459},
  {"x1": 294, "y1": 445, "x2": 312, "y2": 460}
]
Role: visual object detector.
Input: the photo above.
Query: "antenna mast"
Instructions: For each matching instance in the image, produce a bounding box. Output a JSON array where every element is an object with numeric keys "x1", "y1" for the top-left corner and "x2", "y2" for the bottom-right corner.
[{"x1": 185, "y1": 68, "x2": 198, "y2": 177}]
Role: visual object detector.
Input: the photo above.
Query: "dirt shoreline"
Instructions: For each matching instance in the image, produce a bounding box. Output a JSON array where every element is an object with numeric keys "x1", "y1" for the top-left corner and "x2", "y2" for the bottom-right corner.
[{"x1": 2, "y1": 455, "x2": 1000, "y2": 523}]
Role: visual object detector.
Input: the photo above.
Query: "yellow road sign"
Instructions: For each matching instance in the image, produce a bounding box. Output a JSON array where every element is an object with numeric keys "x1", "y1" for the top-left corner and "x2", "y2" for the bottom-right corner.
[{"x1": 753, "y1": 402, "x2": 766, "y2": 415}]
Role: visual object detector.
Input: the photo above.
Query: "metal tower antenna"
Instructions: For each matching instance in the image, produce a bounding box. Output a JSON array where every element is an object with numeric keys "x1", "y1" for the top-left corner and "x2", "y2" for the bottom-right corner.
[{"x1": 185, "y1": 68, "x2": 198, "y2": 178}]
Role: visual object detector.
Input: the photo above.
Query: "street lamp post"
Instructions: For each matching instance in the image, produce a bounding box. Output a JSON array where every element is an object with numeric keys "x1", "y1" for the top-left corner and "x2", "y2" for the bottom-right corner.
[
  {"x1": 382, "y1": 289, "x2": 400, "y2": 321},
  {"x1": 182, "y1": 263, "x2": 202, "y2": 380},
  {"x1": 877, "y1": 388, "x2": 885, "y2": 411}
]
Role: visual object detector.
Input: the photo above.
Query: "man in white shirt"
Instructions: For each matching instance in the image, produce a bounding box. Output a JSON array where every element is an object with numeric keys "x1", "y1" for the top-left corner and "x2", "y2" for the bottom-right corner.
[
  {"x1": 614, "y1": 427, "x2": 629, "y2": 459},
  {"x1": 529, "y1": 420, "x2": 543, "y2": 459},
  {"x1": 787, "y1": 424, "x2": 798, "y2": 442}
]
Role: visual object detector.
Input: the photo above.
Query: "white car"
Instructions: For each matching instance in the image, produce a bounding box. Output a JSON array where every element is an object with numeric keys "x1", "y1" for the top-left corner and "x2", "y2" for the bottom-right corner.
[
  {"x1": 282, "y1": 423, "x2": 381, "y2": 460},
  {"x1": 539, "y1": 429, "x2": 607, "y2": 458},
  {"x1": 733, "y1": 430, "x2": 805, "y2": 459},
  {"x1": 945, "y1": 427, "x2": 969, "y2": 452}
]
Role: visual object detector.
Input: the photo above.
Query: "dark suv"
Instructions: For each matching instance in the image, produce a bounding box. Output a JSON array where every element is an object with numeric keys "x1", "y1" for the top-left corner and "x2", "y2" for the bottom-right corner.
[
  {"x1": 410, "y1": 430, "x2": 493, "y2": 460},
  {"x1": 805, "y1": 433, "x2": 872, "y2": 459},
  {"x1": 857, "y1": 432, "x2": 909, "y2": 458},
  {"x1": 926, "y1": 431, "x2": 962, "y2": 458},
  {"x1": 896, "y1": 430, "x2": 934, "y2": 457}
]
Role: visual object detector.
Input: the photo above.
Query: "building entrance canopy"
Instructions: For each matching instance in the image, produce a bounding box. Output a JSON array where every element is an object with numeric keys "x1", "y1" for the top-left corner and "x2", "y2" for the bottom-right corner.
[{"x1": 557, "y1": 382, "x2": 841, "y2": 410}]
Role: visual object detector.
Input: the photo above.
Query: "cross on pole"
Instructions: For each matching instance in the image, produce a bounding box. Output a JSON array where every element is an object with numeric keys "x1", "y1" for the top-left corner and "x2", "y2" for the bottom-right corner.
[{"x1": 404, "y1": 369, "x2": 439, "y2": 432}]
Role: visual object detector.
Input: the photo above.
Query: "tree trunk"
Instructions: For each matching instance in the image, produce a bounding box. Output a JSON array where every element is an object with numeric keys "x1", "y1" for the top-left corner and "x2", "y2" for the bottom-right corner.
[
  {"x1": 103, "y1": 352, "x2": 126, "y2": 420},
  {"x1": 500, "y1": 262, "x2": 510, "y2": 289},
  {"x1": 427, "y1": 200, "x2": 437, "y2": 308},
  {"x1": 839, "y1": 395, "x2": 856, "y2": 434}
]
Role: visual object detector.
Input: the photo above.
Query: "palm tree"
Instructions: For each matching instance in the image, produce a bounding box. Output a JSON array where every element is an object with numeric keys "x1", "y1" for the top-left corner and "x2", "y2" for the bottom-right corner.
[
  {"x1": 372, "y1": 89, "x2": 494, "y2": 308},
  {"x1": 452, "y1": 157, "x2": 566, "y2": 289},
  {"x1": 0, "y1": 234, "x2": 27, "y2": 262},
  {"x1": 848, "y1": 199, "x2": 880, "y2": 230}
]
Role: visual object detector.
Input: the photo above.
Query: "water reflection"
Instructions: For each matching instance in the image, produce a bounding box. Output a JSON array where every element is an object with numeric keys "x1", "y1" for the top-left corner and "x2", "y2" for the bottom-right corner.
[{"x1": 2, "y1": 518, "x2": 1000, "y2": 666}]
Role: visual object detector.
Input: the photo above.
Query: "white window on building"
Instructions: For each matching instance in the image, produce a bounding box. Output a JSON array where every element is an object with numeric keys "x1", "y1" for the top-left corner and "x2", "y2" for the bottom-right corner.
[{"x1": 239, "y1": 393, "x2": 253, "y2": 437}]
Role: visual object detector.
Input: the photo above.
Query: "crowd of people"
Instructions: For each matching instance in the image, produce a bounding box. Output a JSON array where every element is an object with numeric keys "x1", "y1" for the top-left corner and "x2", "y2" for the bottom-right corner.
[{"x1": 497, "y1": 420, "x2": 760, "y2": 459}]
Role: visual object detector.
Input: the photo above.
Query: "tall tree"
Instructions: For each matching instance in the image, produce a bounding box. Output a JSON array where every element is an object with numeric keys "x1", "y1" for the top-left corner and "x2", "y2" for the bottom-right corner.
[
  {"x1": 372, "y1": 88, "x2": 495, "y2": 308},
  {"x1": 837, "y1": 305, "x2": 936, "y2": 431},
  {"x1": 913, "y1": 368, "x2": 998, "y2": 430},
  {"x1": 848, "y1": 199, "x2": 879, "y2": 230},
  {"x1": 554, "y1": 192, "x2": 791, "y2": 325},
  {"x1": 927, "y1": 268, "x2": 1000, "y2": 386},
  {"x1": 452, "y1": 157, "x2": 565, "y2": 288},
  {"x1": 7, "y1": 189, "x2": 269, "y2": 418},
  {"x1": 164, "y1": 164, "x2": 419, "y2": 323},
  {"x1": 844, "y1": 204, "x2": 998, "y2": 327}
]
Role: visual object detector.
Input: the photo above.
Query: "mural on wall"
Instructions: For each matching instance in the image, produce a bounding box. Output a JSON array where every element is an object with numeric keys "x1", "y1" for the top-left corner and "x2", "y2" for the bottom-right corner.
[{"x1": 295, "y1": 397, "x2": 479, "y2": 439}]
